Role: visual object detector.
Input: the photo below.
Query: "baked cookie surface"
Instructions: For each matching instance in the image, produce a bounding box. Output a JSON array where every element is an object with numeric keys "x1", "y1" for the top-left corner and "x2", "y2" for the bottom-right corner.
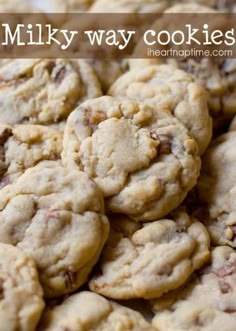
[
  {"x1": 55, "y1": 0, "x2": 95, "y2": 12},
  {"x1": 197, "y1": 132, "x2": 236, "y2": 248},
  {"x1": 38, "y1": 291, "x2": 156, "y2": 331},
  {"x1": 170, "y1": 0, "x2": 236, "y2": 12},
  {"x1": 0, "y1": 123, "x2": 62, "y2": 188},
  {"x1": 0, "y1": 0, "x2": 37, "y2": 12},
  {"x1": 89, "y1": 0, "x2": 169, "y2": 13},
  {"x1": 89, "y1": 211, "x2": 210, "y2": 299},
  {"x1": 109, "y1": 65, "x2": 212, "y2": 154},
  {"x1": 87, "y1": 60, "x2": 124, "y2": 92},
  {"x1": 0, "y1": 161, "x2": 109, "y2": 297},
  {"x1": 164, "y1": 4, "x2": 236, "y2": 129},
  {"x1": 62, "y1": 96, "x2": 201, "y2": 221},
  {"x1": 0, "y1": 243, "x2": 44, "y2": 331},
  {"x1": 151, "y1": 246, "x2": 236, "y2": 331},
  {"x1": 0, "y1": 59, "x2": 102, "y2": 125}
]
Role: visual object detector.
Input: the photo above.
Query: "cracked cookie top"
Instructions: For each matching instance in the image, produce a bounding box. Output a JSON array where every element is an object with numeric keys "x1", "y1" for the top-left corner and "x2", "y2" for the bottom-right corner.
[
  {"x1": 151, "y1": 246, "x2": 236, "y2": 331},
  {"x1": 109, "y1": 65, "x2": 212, "y2": 154},
  {"x1": 0, "y1": 122, "x2": 63, "y2": 189},
  {"x1": 89, "y1": 210, "x2": 210, "y2": 299},
  {"x1": 0, "y1": 161, "x2": 109, "y2": 298},
  {"x1": 0, "y1": 59, "x2": 102, "y2": 125},
  {"x1": 164, "y1": 4, "x2": 236, "y2": 127},
  {"x1": 62, "y1": 96, "x2": 200, "y2": 221},
  {"x1": 197, "y1": 132, "x2": 236, "y2": 248}
]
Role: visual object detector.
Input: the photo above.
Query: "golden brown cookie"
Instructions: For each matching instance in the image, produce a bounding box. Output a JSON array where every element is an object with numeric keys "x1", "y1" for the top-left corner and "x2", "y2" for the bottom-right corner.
[
  {"x1": 0, "y1": 59, "x2": 102, "y2": 125},
  {"x1": 62, "y1": 96, "x2": 201, "y2": 221},
  {"x1": 0, "y1": 161, "x2": 109, "y2": 297},
  {"x1": 0, "y1": 243, "x2": 44, "y2": 331},
  {"x1": 152, "y1": 246, "x2": 236, "y2": 331},
  {"x1": 0, "y1": 123, "x2": 62, "y2": 188},
  {"x1": 38, "y1": 291, "x2": 156, "y2": 331},
  {"x1": 89, "y1": 0, "x2": 169, "y2": 13},
  {"x1": 197, "y1": 132, "x2": 236, "y2": 248},
  {"x1": 89, "y1": 211, "x2": 210, "y2": 299},
  {"x1": 109, "y1": 65, "x2": 212, "y2": 154}
]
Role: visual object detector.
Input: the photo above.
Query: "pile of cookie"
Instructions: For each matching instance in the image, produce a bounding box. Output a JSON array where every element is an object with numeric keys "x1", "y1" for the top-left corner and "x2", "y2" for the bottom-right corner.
[{"x1": 0, "y1": 0, "x2": 236, "y2": 330}]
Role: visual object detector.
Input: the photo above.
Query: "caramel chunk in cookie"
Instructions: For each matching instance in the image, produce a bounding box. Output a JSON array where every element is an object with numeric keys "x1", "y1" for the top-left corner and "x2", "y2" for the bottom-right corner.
[
  {"x1": 0, "y1": 243, "x2": 44, "y2": 331},
  {"x1": 0, "y1": 161, "x2": 109, "y2": 297}
]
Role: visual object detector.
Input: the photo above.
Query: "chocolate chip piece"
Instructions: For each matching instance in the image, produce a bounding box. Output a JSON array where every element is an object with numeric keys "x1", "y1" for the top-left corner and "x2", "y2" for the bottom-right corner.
[
  {"x1": 0, "y1": 127, "x2": 12, "y2": 145},
  {"x1": 45, "y1": 61, "x2": 56, "y2": 75},
  {"x1": 219, "y1": 280, "x2": 232, "y2": 294},
  {"x1": 158, "y1": 134, "x2": 172, "y2": 155},
  {"x1": 0, "y1": 277, "x2": 5, "y2": 300},
  {"x1": 54, "y1": 66, "x2": 66, "y2": 84},
  {"x1": 64, "y1": 267, "x2": 76, "y2": 290}
]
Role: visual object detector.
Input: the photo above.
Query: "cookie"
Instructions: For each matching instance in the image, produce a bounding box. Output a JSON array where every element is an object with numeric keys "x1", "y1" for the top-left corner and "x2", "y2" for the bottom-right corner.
[
  {"x1": 165, "y1": 3, "x2": 216, "y2": 12},
  {"x1": 0, "y1": 161, "x2": 109, "y2": 297},
  {"x1": 212, "y1": 0, "x2": 236, "y2": 11},
  {"x1": 89, "y1": 0, "x2": 169, "y2": 13},
  {"x1": 0, "y1": 123, "x2": 63, "y2": 188},
  {"x1": 62, "y1": 96, "x2": 201, "y2": 221},
  {"x1": 0, "y1": 60, "x2": 11, "y2": 67},
  {"x1": 89, "y1": 211, "x2": 210, "y2": 299},
  {"x1": 38, "y1": 291, "x2": 156, "y2": 331},
  {"x1": 0, "y1": 0, "x2": 37, "y2": 12},
  {"x1": 55, "y1": 0, "x2": 95, "y2": 12},
  {"x1": 152, "y1": 246, "x2": 236, "y2": 331},
  {"x1": 163, "y1": 5, "x2": 236, "y2": 128},
  {"x1": 128, "y1": 59, "x2": 163, "y2": 70},
  {"x1": 109, "y1": 65, "x2": 212, "y2": 155},
  {"x1": 0, "y1": 243, "x2": 44, "y2": 331},
  {"x1": 170, "y1": 0, "x2": 236, "y2": 12},
  {"x1": 197, "y1": 132, "x2": 236, "y2": 248},
  {"x1": 87, "y1": 60, "x2": 124, "y2": 92},
  {"x1": 0, "y1": 59, "x2": 102, "y2": 125},
  {"x1": 172, "y1": 58, "x2": 236, "y2": 132},
  {"x1": 47, "y1": 121, "x2": 66, "y2": 132}
]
